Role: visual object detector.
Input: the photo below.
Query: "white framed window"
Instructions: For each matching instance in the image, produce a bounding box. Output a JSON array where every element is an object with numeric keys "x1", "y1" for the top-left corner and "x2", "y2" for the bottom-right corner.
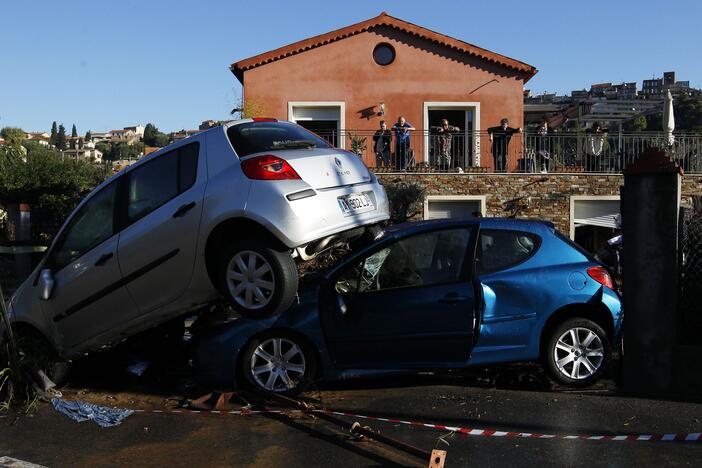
[
  {"x1": 424, "y1": 195, "x2": 486, "y2": 220},
  {"x1": 287, "y1": 101, "x2": 346, "y2": 149}
]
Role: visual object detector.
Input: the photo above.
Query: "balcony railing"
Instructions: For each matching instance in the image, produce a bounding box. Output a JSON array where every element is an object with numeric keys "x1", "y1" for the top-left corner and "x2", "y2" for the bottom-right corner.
[{"x1": 316, "y1": 130, "x2": 702, "y2": 174}]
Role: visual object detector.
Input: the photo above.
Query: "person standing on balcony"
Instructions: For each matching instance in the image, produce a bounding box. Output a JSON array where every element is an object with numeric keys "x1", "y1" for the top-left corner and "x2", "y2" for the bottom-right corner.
[
  {"x1": 431, "y1": 119, "x2": 461, "y2": 168},
  {"x1": 373, "y1": 120, "x2": 392, "y2": 167},
  {"x1": 585, "y1": 121, "x2": 609, "y2": 171},
  {"x1": 535, "y1": 118, "x2": 551, "y2": 173},
  {"x1": 488, "y1": 118, "x2": 522, "y2": 172},
  {"x1": 392, "y1": 116, "x2": 415, "y2": 170}
]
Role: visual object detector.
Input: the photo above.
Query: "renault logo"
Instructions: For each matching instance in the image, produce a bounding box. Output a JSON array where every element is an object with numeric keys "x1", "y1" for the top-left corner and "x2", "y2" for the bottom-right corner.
[{"x1": 334, "y1": 157, "x2": 342, "y2": 169}]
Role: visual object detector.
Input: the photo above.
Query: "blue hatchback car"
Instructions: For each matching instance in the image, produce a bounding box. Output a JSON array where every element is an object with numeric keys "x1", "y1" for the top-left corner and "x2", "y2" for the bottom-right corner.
[{"x1": 193, "y1": 218, "x2": 622, "y2": 394}]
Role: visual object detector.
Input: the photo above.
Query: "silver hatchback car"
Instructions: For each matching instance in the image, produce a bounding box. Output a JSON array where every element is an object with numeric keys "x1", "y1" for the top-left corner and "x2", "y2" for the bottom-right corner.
[{"x1": 4, "y1": 118, "x2": 388, "y2": 361}]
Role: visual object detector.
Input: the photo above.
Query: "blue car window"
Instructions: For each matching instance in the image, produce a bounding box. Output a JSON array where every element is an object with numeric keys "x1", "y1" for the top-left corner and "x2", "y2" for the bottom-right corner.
[
  {"x1": 477, "y1": 229, "x2": 541, "y2": 274},
  {"x1": 334, "y1": 228, "x2": 472, "y2": 294}
]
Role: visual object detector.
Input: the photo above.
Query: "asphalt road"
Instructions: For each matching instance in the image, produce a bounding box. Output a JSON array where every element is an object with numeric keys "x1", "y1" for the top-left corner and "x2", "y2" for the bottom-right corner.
[{"x1": 2, "y1": 372, "x2": 701, "y2": 468}]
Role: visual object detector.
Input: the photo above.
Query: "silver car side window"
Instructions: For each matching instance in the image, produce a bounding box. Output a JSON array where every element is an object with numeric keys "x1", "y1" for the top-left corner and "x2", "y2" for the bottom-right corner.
[{"x1": 48, "y1": 182, "x2": 117, "y2": 271}]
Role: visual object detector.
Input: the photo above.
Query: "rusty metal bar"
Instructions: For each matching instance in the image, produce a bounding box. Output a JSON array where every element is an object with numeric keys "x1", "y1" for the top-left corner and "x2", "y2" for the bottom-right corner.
[{"x1": 241, "y1": 389, "x2": 432, "y2": 461}]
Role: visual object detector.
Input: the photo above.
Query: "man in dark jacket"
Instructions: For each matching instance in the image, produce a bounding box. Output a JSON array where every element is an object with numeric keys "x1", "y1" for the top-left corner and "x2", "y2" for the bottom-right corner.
[
  {"x1": 488, "y1": 118, "x2": 522, "y2": 172},
  {"x1": 373, "y1": 120, "x2": 392, "y2": 167}
]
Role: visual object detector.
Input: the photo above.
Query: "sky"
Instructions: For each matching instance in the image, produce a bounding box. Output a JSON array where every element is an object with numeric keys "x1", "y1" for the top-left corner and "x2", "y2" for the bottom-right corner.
[{"x1": 1, "y1": 0, "x2": 700, "y2": 133}]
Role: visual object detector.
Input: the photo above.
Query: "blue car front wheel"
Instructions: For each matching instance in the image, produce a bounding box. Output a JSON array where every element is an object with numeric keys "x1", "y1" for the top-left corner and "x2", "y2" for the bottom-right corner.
[{"x1": 240, "y1": 330, "x2": 317, "y2": 396}]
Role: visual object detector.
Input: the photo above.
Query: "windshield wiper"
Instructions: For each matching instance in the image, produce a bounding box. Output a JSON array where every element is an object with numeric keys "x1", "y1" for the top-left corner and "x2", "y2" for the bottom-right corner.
[{"x1": 272, "y1": 140, "x2": 317, "y2": 149}]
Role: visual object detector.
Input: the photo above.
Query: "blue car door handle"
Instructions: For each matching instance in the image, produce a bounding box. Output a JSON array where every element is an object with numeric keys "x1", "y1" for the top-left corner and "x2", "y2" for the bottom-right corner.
[
  {"x1": 439, "y1": 292, "x2": 469, "y2": 304},
  {"x1": 173, "y1": 202, "x2": 196, "y2": 218},
  {"x1": 94, "y1": 252, "x2": 113, "y2": 266}
]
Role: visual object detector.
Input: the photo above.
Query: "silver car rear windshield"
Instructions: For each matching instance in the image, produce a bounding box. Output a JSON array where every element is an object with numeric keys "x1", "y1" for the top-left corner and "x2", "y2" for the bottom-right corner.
[{"x1": 227, "y1": 121, "x2": 332, "y2": 157}]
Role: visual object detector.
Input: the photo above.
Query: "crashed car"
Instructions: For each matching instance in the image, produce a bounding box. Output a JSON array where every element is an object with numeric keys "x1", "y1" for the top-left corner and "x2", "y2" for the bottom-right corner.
[
  {"x1": 193, "y1": 218, "x2": 623, "y2": 394},
  {"x1": 2, "y1": 118, "x2": 388, "y2": 373}
]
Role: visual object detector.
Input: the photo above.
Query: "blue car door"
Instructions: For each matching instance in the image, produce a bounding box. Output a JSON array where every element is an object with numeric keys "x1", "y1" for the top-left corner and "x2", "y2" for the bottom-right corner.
[{"x1": 319, "y1": 226, "x2": 481, "y2": 369}]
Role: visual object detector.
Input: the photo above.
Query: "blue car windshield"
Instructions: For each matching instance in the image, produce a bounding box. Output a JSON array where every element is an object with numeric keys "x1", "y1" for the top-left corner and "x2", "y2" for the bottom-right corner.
[{"x1": 227, "y1": 121, "x2": 332, "y2": 157}]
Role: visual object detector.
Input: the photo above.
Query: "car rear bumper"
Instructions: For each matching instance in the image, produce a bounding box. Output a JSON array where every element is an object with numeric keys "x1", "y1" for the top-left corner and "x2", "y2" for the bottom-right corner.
[{"x1": 246, "y1": 180, "x2": 389, "y2": 248}]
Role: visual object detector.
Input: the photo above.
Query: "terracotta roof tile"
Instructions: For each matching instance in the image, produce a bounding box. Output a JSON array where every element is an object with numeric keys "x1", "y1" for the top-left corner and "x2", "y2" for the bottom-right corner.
[{"x1": 230, "y1": 12, "x2": 537, "y2": 83}]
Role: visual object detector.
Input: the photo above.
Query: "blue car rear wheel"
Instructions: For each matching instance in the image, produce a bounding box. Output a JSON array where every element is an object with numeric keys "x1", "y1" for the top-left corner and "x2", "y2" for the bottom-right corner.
[{"x1": 544, "y1": 318, "x2": 610, "y2": 387}]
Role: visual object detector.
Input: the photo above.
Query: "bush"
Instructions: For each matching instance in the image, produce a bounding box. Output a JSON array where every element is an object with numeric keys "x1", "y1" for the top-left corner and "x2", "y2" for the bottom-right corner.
[
  {"x1": 382, "y1": 180, "x2": 426, "y2": 224},
  {"x1": 0, "y1": 143, "x2": 108, "y2": 240}
]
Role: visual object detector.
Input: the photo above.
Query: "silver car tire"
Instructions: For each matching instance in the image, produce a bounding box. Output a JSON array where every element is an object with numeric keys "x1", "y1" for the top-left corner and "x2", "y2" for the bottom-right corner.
[
  {"x1": 241, "y1": 331, "x2": 316, "y2": 396},
  {"x1": 543, "y1": 318, "x2": 611, "y2": 388},
  {"x1": 217, "y1": 240, "x2": 298, "y2": 319}
]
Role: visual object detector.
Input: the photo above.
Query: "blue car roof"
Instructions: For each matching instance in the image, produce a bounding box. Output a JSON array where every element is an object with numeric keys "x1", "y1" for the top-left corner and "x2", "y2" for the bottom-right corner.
[{"x1": 383, "y1": 217, "x2": 555, "y2": 238}]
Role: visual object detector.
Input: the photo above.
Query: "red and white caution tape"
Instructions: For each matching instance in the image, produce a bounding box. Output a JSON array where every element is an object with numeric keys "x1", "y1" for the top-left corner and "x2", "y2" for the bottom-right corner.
[{"x1": 131, "y1": 407, "x2": 702, "y2": 442}]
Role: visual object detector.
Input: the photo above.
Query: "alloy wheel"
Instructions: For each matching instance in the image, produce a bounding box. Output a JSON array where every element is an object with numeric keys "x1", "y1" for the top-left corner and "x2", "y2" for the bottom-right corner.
[
  {"x1": 249, "y1": 338, "x2": 306, "y2": 392},
  {"x1": 226, "y1": 251, "x2": 275, "y2": 310},
  {"x1": 553, "y1": 327, "x2": 604, "y2": 380}
]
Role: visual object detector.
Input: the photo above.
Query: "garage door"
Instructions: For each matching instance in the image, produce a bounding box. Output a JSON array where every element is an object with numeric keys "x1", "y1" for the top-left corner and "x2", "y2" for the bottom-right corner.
[
  {"x1": 573, "y1": 199, "x2": 620, "y2": 229},
  {"x1": 426, "y1": 199, "x2": 482, "y2": 220}
]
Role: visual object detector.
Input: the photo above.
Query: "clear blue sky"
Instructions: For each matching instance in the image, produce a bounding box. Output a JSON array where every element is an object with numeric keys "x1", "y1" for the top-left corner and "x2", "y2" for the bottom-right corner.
[{"x1": 2, "y1": 0, "x2": 699, "y2": 133}]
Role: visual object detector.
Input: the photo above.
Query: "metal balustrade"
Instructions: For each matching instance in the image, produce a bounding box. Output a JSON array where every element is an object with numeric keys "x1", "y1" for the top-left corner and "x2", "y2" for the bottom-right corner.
[{"x1": 314, "y1": 130, "x2": 702, "y2": 174}]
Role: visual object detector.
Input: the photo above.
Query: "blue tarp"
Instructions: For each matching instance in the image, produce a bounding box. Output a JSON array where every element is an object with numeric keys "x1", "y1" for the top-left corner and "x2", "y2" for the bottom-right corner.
[{"x1": 51, "y1": 398, "x2": 134, "y2": 428}]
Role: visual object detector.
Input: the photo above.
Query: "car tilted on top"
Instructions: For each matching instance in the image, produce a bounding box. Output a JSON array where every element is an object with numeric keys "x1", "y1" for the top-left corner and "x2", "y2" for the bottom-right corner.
[
  {"x1": 3, "y1": 118, "x2": 389, "y2": 368},
  {"x1": 193, "y1": 218, "x2": 623, "y2": 394}
]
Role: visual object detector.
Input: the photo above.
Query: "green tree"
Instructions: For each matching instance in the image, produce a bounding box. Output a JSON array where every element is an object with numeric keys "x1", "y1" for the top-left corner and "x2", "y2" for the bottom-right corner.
[
  {"x1": 56, "y1": 124, "x2": 67, "y2": 151},
  {"x1": 49, "y1": 121, "x2": 58, "y2": 147},
  {"x1": 143, "y1": 123, "x2": 169, "y2": 147},
  {"x1": 0, "y1": 143, "x2": 107, "y2": 238},
  {"x1": 95, "y1": 142, "x2": 114, "y2": 160},
  {"x1": 70, "y1": 124, "x2": 78, "y2": 149},
  {"x1": 0, "y1": 128, "x2": 26, "y2": 148},
  {"x1": 85, "y1": 130, "x2": 92, "y2": 141},
  {"x1": 623, "y1": 115, "x2": 647, "y2": 132},
  {"x1": 674, "y1": 93, "x2": 702, "y2": 133},
  {"x1": 128, "y1": 142, "x2": 145, "y2": 159}
]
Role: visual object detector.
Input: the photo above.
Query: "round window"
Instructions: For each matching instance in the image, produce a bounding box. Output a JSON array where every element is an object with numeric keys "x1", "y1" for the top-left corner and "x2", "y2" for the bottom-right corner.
[{"x1": 373, "y1": 43, "x2": 395, "y2": 66}]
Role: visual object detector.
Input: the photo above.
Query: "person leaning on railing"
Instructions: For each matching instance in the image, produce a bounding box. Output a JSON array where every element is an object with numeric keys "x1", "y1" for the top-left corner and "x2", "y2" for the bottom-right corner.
[
  {"x1": 488, "y1": 118, "x2": 522, "y2": 172},
  {"x1": 431, "y1": 119, "x2": 460, "y2": 168},
  {"x1": 392, "y1": 116, "x2": 415, "y2": 170}
]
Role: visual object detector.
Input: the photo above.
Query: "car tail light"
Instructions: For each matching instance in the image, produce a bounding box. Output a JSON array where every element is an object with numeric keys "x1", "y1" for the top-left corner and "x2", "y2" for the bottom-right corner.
[
  {"x1": 241, "y1": 155, "x2": 301, "y2": 180},
  {"x1": 252, "y1": 117, "x2": 277, "y2": 122},
  {"x1": 587, "y1": 266, "x2": 614, "y2": 289}
]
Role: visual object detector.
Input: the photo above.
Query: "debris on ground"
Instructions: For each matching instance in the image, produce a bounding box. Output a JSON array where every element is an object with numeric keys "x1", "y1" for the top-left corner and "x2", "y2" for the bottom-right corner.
[{"x1": 51, "y1": 398, "x2": 134, "y2": 428}]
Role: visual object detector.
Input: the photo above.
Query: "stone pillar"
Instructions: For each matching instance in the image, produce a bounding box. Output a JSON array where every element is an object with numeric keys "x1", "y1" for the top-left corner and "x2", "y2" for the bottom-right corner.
[{"x1": 621, "y1": 149, "x2": 682, "y2": 396}]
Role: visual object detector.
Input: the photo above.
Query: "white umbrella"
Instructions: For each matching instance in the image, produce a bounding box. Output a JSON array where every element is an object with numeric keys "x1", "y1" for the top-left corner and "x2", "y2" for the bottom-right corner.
[{"x1": 663, "y1": 89, "x2": 675, "y2": 146}]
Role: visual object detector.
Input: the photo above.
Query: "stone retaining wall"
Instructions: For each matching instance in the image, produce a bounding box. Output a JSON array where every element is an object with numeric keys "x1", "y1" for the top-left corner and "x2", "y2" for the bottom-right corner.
[{"x1": 377, "y1": 173, "x2": 702, "y2": 234}]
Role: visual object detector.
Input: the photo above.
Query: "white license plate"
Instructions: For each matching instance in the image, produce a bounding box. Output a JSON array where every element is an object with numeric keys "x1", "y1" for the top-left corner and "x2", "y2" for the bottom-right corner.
[{"x1": 338, "y1": 193, "x2": 375, "y2": 216}]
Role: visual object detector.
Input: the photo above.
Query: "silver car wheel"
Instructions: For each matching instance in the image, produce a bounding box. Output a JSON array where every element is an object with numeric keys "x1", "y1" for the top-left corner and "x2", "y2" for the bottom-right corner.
[
  {"x1": 226, "y1": 251, "x2": 275, "y2": 310},
  {"x1": 553, "y1": 327, "x2": 604, "y2": 380},
  {"x1": 250, "y1": 338, "x2": 306, "y2": 392}
]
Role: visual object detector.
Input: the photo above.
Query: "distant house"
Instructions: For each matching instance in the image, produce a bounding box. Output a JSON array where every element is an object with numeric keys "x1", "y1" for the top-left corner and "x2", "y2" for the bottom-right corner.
[
  {"x1": 25, "y1": 132, "x2": 51, "y2": 146},
  {"x1": 110, "y1": 129, "x2": 139, "y2": 145},
  {"x1": 123, "y1": 125, "x2": 145, "y2": 137},
  {"x1": 168, "y1": 129, "x2": 201, "y2": 142},
  {"x1": 63, "y1": 146, "x2": 103, "y2": 164},
  {"x1": 89, "y1": 132, "x2": 112, "y2": 143},
  {"x1": 199, "y1": 120, "x2": 218, "y2": 130}
]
